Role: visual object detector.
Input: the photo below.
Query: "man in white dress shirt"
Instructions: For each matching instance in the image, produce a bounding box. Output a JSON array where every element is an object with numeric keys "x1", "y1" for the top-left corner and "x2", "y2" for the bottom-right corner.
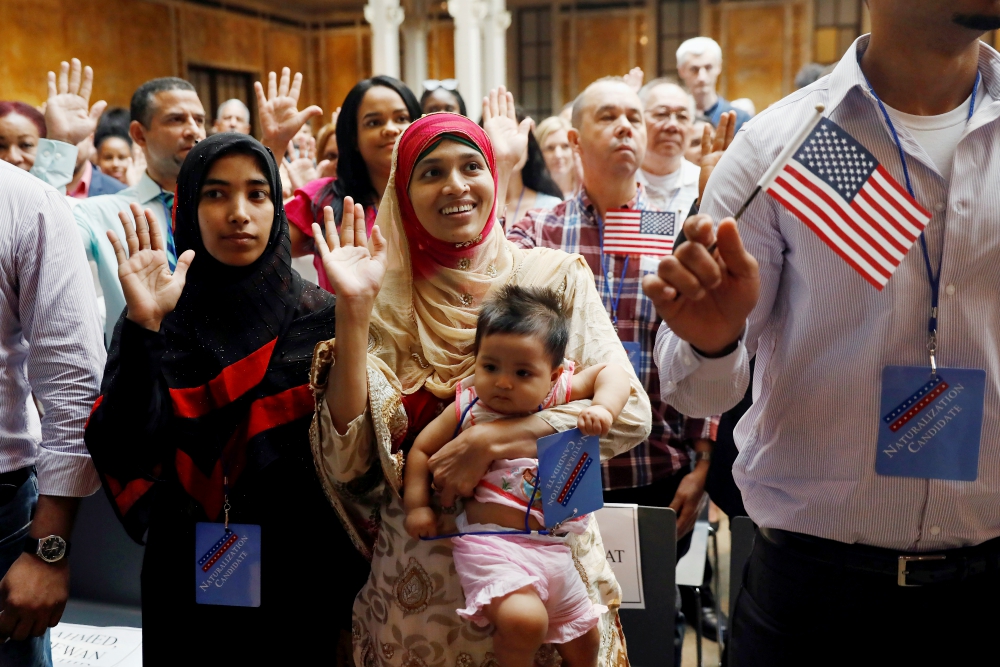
[
  {"x1": 647, "y1": 0, "x2": 1000, "y2": 663},
  {"x1": 0, "y1": 161, "x2": 106, "y2": 665},
  {"x1": 636, "y1": 79, "x2": 701, "y2": 217}
]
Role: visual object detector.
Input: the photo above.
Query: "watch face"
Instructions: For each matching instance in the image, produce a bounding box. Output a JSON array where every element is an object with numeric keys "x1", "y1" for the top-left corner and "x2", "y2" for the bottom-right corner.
[{"x1": 37, "y1": 536, "x2": 66, "y2": 563}]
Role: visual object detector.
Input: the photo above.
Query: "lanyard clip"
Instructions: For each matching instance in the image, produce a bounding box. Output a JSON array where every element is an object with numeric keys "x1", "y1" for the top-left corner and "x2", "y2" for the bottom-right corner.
[
  {"x1": 223, "y1": 475, "x2": 231, "y2": 532},
  {"x1": 928, "y1": 330, "x2": 938, "y2": 375}
]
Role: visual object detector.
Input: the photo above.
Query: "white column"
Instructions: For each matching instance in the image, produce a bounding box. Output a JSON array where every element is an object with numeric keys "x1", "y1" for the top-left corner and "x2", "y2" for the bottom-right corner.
[
  {"x1": 402, "y1": 0, "x2": 429, "y2": 95},
  {"x1": 448, "y1": 0, "x2": 488, "y2": 115},
  {"x1": 365, "y1": 0, "x2": 405, "y2": 78},
  {"x1": 482, "y1": 0, "x2": 511, "y2": 92}
]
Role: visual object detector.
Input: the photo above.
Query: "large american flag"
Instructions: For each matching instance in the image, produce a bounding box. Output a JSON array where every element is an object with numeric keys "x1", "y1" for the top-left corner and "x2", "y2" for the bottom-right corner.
[
  {"x1": 763, "y1": 117, "x2": 932, "y2": 289},
  {"x1": 603, "y1": 209, "x2": 677, "y2": 255}
]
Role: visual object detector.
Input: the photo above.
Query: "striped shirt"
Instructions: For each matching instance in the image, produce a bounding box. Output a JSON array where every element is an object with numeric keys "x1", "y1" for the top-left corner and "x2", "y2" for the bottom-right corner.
[
  {"x1": 655, "y1": 35, "x2": 1000, "y2": 551},
  {"x1": 507, "y1": 186, "x2": 718, "y2": 491},
  {"x1": 0, "y1": 162, "x2": 105, "y2": 496}
]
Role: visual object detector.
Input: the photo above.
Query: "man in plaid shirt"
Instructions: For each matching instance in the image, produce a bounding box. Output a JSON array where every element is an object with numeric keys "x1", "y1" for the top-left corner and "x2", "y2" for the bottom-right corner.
[{"x1": 508, "y1": 76, "x2": 719, "y2": 542}]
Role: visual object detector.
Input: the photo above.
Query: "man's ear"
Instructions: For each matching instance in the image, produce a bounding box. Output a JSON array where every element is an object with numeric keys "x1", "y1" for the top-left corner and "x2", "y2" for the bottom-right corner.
[
  {"x1": 129, "y1": 120, "x2": 147, "y2": 149},
  {"x1": 568, "y1": 127, "x2": 581, "y2": 151}
]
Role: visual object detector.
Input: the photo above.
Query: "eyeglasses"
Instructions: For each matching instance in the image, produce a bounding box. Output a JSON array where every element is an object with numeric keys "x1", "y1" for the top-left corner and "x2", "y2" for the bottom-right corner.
[{"x1": 423, "y1": 79, "x2": 459, "y2": 92}]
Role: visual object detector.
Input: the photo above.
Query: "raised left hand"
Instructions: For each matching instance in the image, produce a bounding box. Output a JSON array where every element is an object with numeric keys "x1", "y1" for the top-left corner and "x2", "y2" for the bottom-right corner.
[
  {"x1": 286, "y1": 136, "x2": 318, "y2": 190},
  {"x1": 0, "y1": 553, "x2": 69, "y2": 641},
  {"x1": 255, "y1": 67, "x2": 323, "y2": 157},
  {"x1": 44, "y1": 59, "x2": 107, "y2": 146},
  {"x1": 698, "y1": 110, "x2": 737, "y2": 199},
  {"x1": 482, "y1": 86, "x2": 533, "y2": 177},
  {"x1": 624, "y1": 66, "x2": 645, "y2": 92}
]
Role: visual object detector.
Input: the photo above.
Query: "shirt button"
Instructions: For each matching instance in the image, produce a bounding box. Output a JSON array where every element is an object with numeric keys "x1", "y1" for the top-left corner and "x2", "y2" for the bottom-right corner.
[
  {"x1": 930, "y1": 525, "x2": 941, "y2": 536},
  {"x1": 682, "y1": 352, "x2": 695, "y2": 367},
  {"x1": 664, "y1": 381, "x2": 676, "y2": 392},
  {"x1": 954, "y1": 201, "x2": 966, "y2": 213},
  {"x1": 606, "y1": 271, "x2": 613, "y2": 280},
  {"x1": 945, "y1": 284, "x2": 956, "y2": 296},
  {"x1": 934, "y1": 202, "x2": 945, "y2": 212}
]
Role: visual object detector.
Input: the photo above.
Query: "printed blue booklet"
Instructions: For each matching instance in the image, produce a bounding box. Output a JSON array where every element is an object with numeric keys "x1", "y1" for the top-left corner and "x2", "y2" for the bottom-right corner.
[{"x1": 537, "y1": 428, "x2": 604, "y2": 527}]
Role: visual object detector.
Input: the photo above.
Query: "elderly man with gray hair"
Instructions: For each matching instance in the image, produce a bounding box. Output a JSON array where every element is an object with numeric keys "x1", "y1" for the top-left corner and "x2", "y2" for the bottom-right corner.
[
  {"x1": 636, "y1": 79, "x2": 702, "y2": 214},
  {"x1": 676, "y1": 36, "x2": 751, "y2": 132},
  {"x1": 212, "y1": 98, "x2": 251, "y2": 135}
]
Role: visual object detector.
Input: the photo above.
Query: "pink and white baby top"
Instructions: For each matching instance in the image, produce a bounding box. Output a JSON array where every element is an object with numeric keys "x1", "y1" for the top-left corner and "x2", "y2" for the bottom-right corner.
[{"x1": 455, "y1": 360, "x2": 587, "y2": 534}]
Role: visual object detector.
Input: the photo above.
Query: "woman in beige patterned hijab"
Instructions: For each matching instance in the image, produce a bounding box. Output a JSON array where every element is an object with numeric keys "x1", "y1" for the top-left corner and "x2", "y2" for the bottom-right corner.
[{"x1": 309, "y1": 89, "x2": 651, "y2": 667}]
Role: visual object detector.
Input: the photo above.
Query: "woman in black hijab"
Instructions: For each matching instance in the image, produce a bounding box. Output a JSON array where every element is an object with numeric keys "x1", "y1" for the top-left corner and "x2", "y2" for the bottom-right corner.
[{"x1": 85, "y1": 133, "x2": 368, "y2": 664}]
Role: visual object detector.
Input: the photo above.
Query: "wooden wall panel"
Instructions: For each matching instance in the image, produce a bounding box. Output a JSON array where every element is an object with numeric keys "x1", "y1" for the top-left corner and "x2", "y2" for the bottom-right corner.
[
  {"x1": 0, "y1": 0, "x2": 172, "y2": 107},
  {"x1": 180, "y1": 5, "x2": 264, "y2": 74},
  {"x1": 722, "y1": 6, "x2": 785, "y2": 108},
  {"x1": 0, "y1": 0, "x2": 335, "y2": 122},
  {"x1": 323, "y1": 28, "x2": 372, "y2": 114},
  {"x1": 427, "y1": 22, "x2": 456, "y2": 80},
  {"x1": 557, "y1": 9, "x2": 649, "y2": 105},
  {"x1": 266, "y1": 28, "x2": 308, "y2": 79}
]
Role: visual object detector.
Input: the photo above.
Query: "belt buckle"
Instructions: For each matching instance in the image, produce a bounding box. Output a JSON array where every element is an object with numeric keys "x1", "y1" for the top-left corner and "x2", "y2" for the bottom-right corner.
[{"x1": 897, "y1": 554, "x2": 946, "y2": 587}]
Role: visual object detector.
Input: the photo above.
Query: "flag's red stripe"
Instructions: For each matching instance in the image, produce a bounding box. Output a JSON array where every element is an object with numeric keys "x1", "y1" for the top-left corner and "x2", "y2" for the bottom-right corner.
[
  {"x1": 778, "y1": 171, "x2": 892, "y2": 278},
  {"x1": 868, "y1": 167, "x2": 926, "y2": 230},
  {"x1": 169, "y1": 338, "x2": 277, "y2": 418},
  {"x1": 872, "y1": 165, "x2": 930, "y2": 223},
  {"x1": 850, "y1": 191, "x2": 912, "y2": 251},
  {"x1": 784, "y1": 164, "x2": 900, "y2": 267},
  {"x1": 768, "y1": 184, "x2": 884, "y2": 289},
  {"x1": 856, "y1": 184, "x2": 918, "y2": 243}
]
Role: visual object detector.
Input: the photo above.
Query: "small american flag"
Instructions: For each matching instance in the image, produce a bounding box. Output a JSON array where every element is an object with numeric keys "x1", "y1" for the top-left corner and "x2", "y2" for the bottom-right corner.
[
  {"x1": 763, "y1": 117, "x2": 931, "y2": 289},
  {"x1": 603, "y1": 209, "x2": 677, "y2": 255}
]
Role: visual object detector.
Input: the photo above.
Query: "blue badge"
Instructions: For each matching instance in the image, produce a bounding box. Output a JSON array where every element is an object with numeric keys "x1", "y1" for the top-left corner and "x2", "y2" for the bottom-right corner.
[
  {"x1": 620, "y1": 341, "x2": 643, "y2": 378},
  {"x1": 195, "y1": 522, "x2": 261, "y2": 607},
  {"x1": 876, "y1": 366, "x2": 986, "y2": 481},
  {"x1": 537, "y1": 428, "x2": 604, "y2": 527}
]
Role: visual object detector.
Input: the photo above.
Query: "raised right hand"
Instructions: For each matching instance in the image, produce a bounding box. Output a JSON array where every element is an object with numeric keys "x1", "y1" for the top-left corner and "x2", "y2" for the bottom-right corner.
[
  {"x1": 641, "y1": 214, "x2": 760, "y2": 355},
  {"x1": 44, "y1": 58, "x2": 107, "y2": 146},
  {"x1": 107, "y1": 202, "x2": 195, "y2": 332},
  {"x1": 312, "y1": 198, "x2": 387, "y2": 304}
]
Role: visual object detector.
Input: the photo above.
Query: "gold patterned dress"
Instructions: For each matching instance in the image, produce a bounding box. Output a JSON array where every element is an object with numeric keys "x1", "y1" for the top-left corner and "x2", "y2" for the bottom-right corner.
[{"x1": 309, "y1": 117, "x2": 652, "y2": 667}]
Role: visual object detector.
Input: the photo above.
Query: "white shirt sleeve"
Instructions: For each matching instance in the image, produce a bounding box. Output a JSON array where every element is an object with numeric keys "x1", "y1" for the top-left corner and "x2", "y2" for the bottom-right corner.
[{"x1": 29, "y1": 139, "x2": 79, "y2": 192}]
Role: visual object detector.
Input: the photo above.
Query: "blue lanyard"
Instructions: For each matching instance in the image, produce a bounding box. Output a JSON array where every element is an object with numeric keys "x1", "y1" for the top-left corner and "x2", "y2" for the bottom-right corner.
[
  {"x1": 863, "y1": 68, "x2": 980, "y2": 372},
  {"x1": 596, "y1": 214, "x2": 630, "y2": 329}
]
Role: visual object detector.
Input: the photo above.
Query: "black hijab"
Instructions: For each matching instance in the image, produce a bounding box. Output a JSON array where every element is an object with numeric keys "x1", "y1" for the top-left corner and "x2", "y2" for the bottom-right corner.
[{"x1": 95, "y1": 133, "x2": 337, "y2": 539}]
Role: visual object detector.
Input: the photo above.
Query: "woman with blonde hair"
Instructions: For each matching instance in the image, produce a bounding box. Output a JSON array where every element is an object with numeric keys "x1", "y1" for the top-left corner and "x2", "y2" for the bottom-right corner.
[
  {"x1": 534, "y1": 116, "x2": 579, "y2": 199},
  {"x1": 309, "y1": 92, "x2": 651, "y2": 666}
]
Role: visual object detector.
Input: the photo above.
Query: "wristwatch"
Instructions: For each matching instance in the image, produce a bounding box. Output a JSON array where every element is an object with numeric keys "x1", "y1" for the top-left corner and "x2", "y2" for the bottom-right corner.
[
  {"x1": 694, "y1": 450, "x2": 712, "y2": 464},
  {"x1": 23, "y1": 535, "x2": 71, "y2": 563}
]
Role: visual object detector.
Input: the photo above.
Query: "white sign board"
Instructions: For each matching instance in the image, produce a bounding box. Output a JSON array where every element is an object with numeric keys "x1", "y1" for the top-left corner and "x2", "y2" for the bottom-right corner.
[
  {"x1": 594, "y1": 503, "x2": 645, "y2": 609},
  {"x1": 50, "y1": 623, "x2": 142, "y2": 666}
]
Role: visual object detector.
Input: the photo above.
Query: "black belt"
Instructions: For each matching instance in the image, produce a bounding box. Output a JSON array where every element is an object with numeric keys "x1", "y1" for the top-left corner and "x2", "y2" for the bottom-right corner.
[{"x1": 759, "y1": 526, "x2": 1000, "y2": 587}]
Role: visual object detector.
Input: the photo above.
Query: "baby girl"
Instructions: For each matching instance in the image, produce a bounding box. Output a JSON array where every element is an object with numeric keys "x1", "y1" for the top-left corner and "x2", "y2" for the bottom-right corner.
[{"x1": 403, "y1": 285, "x2": 630, "y2": 667}]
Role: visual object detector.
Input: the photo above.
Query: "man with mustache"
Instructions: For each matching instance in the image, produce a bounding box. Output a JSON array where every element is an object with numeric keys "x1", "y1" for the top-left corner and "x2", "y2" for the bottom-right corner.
[
  {"x1": 507, "y1": 75, "x2": 718, "y2": 577},
  {"x1": 73, "y1": 78, "x2": 206, "y2": 346},
  {"x1": 649, "y1": 0, "x2": 1000, "y2": 662}
]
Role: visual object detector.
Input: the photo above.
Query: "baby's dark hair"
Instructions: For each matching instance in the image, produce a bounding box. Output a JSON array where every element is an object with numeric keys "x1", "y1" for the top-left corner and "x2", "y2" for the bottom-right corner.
[{"x1": 475, "y1": 285, "x2": 569, "y2": 369}]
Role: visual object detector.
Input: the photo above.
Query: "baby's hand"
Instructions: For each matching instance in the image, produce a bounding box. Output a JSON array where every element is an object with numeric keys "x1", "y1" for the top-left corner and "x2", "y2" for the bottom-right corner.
[
  {"x1": 404, "y1": 507, "x2": 439, "y2": 539},
  {"x1": 577, "y1": 405, "x2": 614, "y2": 436}
]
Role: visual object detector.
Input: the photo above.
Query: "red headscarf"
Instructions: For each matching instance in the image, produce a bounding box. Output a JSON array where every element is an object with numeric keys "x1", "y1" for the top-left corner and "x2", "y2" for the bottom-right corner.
[{"x1": 393, "y1": 113, "x2": 498, "y2": 279}]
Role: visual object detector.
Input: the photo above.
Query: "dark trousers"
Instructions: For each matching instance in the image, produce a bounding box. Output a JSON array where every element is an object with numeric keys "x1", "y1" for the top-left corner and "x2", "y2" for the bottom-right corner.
[
  {"x1": 0, "y1": 470, "x2": 50, "y2": 667},
  {"x1": 732, "y1": 529, "x2": 1000, "y2": 666}
]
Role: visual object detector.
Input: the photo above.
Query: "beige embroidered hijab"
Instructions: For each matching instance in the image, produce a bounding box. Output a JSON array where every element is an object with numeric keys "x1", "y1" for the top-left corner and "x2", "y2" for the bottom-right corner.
[{"x1": 368, "y1": 113, "x2": 578, "y2": 399}]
